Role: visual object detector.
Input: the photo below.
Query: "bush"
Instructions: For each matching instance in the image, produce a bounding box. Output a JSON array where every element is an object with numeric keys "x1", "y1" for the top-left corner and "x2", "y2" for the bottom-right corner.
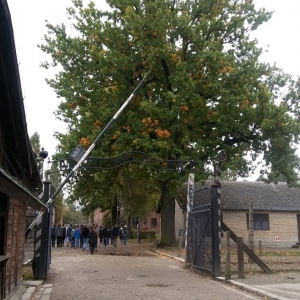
[{"x1": 131, "y1": 229, "x2": 156, "y2": 239}]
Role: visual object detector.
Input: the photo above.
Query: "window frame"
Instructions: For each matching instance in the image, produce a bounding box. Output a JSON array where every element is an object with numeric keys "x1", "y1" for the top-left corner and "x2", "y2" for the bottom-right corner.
[
  {"x1": 151, "y1": 218, "x2": 157, "y2": 228},
  {"x1": 247, "y1": 213, "x2": 270, "y2": 230}
]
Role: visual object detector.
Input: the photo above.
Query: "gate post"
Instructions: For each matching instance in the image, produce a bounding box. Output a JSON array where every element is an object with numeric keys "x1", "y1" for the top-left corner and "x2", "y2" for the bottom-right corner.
[
  {"x1": 185, "y1": 173, "x2": 194, "y2": 266},
  {"x1": 211, "y1": 185, "x2": 221, "y2": 277},
  {"x1": 33, "y1": 179, "x2": 50, "y2": 279}
]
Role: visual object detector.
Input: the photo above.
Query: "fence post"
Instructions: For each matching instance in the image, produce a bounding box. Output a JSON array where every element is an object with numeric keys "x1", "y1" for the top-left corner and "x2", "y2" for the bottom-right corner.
[
  {"x1": 259, "y1": 240, "x2": 262, "y2": 256},
  {"x1": 248, "y1": 193, "x2": 254, "y2": 263},
  {"x1": 211, "y1": 185, "x2": 221, "y2": 277},
  {"x1": 185, "y1": 173, "x2": 194, "y2": 266},
  {"x1": 225, "y1": 231, "x2": 231, "y2": 280},
  {"x1": 237, "y1": 237, "x2": 245, "y2": 278},
  {"x1": 33, "y1": 179, "x2": 50, "y2": 280}
]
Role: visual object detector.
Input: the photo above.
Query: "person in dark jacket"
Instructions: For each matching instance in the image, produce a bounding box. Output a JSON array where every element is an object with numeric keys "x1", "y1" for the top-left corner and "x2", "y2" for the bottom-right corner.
[
  {"x1": 112, "y1": 224, "x2": 119, "y2": 247},
  {"x1": 66, "y1": 224, "x2": 72, "y2": 246},
  {"x1": 98, "y1": 226, "x2": 103, "y2": 245},
  {"x1": 56, "y1": 224, "x2": 63, "y2": 247},
  {"x1": 51, "y1": 224, "x2": 56, "y2": 247},
  {"x1": 119, "y1": 227, "x2": 123, "y2": 244},
  {"x1": 103, "y1": 225, "x2": 111, "y2": 247},
  {"x1": 88, "y1": 226, "x2": 98, "y2": 254},
  {"x1": 82, "y1": 225, "x2": 90, "y2": 251},
  {"x1": 62, "y1": 224, "x2": 66, "y2": 246},
  {"x1": 122, "y1": 225, "x2": 128, "y2": 245}
]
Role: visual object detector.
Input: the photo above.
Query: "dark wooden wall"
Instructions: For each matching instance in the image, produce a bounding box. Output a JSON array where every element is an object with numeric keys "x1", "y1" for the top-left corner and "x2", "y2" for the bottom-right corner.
[{"x1": 5, "y1": 199, "x2": 26, "y2": 296}]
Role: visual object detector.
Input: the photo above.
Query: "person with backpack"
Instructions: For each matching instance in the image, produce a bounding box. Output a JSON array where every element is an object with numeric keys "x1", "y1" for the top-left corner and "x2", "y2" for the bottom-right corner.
[
  {"x1": 122, "y1": 225, "x2": 128, "y2": 245},
  {"x1": 66, "y1": 224, "x2": 73, "y2": 246},
  {"x1": 119, "y1": 227, "x2": 123, "y2": 244},
  {"x1": 112, "y1": 224, "x2": 119, "y2": 247},
  {"x1": 56, "y1": 224, "x2": 63, "y2": 247},
  {"x1": 98, "y1": 225, "x2": 104, "y2": 245},
  {"x1": 103, "y1": 225, "x2": 110, "y2": 247},
  {"x1": 88, "y1": 226, "x2": 98, "y2": 254},
  {"x1": 81, "y1": 225, "x2": 90, "y2": 251},
  {"x1": 74, "y1": 225, "x2": 81, "y2": 249},
  {"x1": 51, "y1": 224, "x2": 56, "y2": 247}
]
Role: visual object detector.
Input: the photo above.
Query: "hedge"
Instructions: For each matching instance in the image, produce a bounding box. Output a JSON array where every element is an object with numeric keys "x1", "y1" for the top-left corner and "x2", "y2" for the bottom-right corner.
[{"x1": 131, "y1": 229, "x2": 156, "y2": 239}]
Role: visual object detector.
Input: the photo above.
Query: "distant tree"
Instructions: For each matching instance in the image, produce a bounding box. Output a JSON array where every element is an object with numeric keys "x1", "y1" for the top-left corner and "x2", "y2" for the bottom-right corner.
[
  {"x1": 63, "y1": 203, "x2": 89, "y2": 225},
  {"x1": 30, "y1": 131, "x2": 41, "y2": 157},
  {"x1": 257, "y1": 171, "x2": 288, "y2": 184},
  {"x1": 48, "y1": 162, "x2": 68, "y2": 224},
  {"x1": 40, "y1": 0, "x2": 300, "y2": 245}
]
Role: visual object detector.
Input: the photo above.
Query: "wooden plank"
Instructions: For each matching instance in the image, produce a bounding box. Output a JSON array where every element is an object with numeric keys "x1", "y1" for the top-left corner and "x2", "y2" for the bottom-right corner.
[
  {"x1": 221, "y1": 221, "x2": 272, "y2": 274},
  {"x1": 225, "y1": 231, "x2": 231, "y2": 280},
  {"x1": 237, "y1": 237, "x2": 245, "y2": 278}
]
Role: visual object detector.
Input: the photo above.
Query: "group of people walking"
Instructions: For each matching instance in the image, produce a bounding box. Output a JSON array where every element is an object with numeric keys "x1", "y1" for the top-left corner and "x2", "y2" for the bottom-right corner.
[{"x1": 51, "y1": 223, "x2": 128, "y2": 254}]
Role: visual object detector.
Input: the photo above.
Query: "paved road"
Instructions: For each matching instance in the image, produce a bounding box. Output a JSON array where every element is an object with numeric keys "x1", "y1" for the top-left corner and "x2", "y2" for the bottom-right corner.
[
  {"x1": 230, "y1": 271, "x2": 300, "y2": 300},
  {"x1": 40, "y1": 246, "x2": 264, "y2": 300}
]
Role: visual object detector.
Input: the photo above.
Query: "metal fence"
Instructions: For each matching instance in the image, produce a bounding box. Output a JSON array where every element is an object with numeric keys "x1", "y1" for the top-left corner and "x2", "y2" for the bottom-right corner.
[{"x1": 187, "y1": 186, "x2": 221, "y2": 277}]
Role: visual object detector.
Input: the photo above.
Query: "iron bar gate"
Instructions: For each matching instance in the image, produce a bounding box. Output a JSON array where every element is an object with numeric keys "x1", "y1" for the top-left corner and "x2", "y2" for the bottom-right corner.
[{"x1": 186, "y1": 185, "x2": 221, "y2": 277}]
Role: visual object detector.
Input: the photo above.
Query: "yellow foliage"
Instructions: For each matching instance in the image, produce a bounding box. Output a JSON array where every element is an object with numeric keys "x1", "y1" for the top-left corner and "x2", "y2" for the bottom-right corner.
[
  {"x1": 125, "y1": 6, "x2": 132, "y2": 13},
  {"x1": 220, "y1": 66, "x2": 234, "y2": 74},
  {"x1": 122, "y1": 125, "x2": 131, "y2": 132},
  {"x1": 155, "y1": 129, "x2": 171, "y2": 139},
  {"x1": 180, "y1": 105, "x2": 189, "y2": 112},
  {"x1": 80, "y1": 137, "x2": 91, "y2": 148},
  {"x1": 93, "y1": 120, "x2": 101, "y2": 129},
  {"x1": 142, "y1": 118, "x2": 159, "y2": 127},
  {"x1": 170, "y1": 53, "x2": 181, "y2": 64}
]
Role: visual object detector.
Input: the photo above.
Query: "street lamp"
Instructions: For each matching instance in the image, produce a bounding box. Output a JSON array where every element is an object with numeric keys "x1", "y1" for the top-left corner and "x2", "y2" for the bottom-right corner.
[
  {"x1": 38, "y1": 148, "x2": 48, "y2": 181},
  {"x1": 213, "y1": 150, "x2": 226, "y2": 186}
]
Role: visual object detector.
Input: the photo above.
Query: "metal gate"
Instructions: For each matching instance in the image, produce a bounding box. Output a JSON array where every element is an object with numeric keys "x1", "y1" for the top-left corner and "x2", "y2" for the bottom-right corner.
[{"x1": 186, "y1": 186, "x2": 221, "y2": 277}]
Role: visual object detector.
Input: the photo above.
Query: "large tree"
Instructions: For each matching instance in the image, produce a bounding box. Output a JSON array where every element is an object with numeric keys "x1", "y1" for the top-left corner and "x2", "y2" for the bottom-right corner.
[
  {"x1": 48, "y1": 162, "x2": 68, "y2": 224},
  {"x1": 40, "y1": 0, "x2": 300, "y2": 245},
  {"x1": 30, "y1": 131, "x2": 41, "y2": 159}
]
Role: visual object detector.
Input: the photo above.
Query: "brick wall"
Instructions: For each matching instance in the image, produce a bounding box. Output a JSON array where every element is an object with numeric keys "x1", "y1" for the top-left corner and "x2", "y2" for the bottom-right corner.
[
  {"x1": 93, "y1": 208, "x2": 106, "y2": 226},
  {"x1": 5, "y1": 199, "x2": 26, "y2": 297},
  {"x1": 24, "y1": 207, "x2": 36, "y2": 261},
  {"x1": 138, "y1": 212, "x2": 161, "y2": 233}
]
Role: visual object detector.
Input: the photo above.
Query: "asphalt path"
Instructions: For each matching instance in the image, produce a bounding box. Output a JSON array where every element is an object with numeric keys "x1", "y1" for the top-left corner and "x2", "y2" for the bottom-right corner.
[{"x1": 43, "y1": 245, "x2": 265, "y2": 300}]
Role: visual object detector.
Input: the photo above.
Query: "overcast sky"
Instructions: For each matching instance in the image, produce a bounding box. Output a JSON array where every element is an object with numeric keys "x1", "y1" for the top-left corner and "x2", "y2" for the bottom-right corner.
[{"x1": 7, "y1": 1, "x2": 300, "y2": 174}]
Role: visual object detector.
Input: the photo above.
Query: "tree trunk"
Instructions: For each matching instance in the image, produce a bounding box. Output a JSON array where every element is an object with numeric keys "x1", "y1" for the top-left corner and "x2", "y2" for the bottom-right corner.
[
  {"x1": 160, "y1": 181, "x2": 175, "y2": 246},
  {"x1": 111, "y1": 197, "x2": 118, "y2": 225}
]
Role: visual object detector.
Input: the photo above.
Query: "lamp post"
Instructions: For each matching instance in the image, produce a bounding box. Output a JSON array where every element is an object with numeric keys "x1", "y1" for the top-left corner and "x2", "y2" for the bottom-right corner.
[
  {"x1": 33, "y1": 148, "x2": 51, "y2": 280},
  {"x1": 38, "y1": 148, "x2": 48, "y2": 180},
  {"x1": 211, "y1": 150, "x2": 226, "y2": 277}
]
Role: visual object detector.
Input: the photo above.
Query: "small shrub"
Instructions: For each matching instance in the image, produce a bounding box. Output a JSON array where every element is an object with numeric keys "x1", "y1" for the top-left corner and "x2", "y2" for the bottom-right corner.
[
  {"x1": 23, "y1": 265, "x2": 34, "y2": 280},
  {"x1": 131, "y1": 229, "x2": 156, "y2": 239}
]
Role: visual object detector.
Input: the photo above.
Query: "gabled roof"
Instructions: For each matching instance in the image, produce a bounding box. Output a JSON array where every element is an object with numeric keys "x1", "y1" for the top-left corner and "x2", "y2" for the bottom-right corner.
[
  {"x1": 177, "y1": 181, "x2": 300, "y2": 212},
  {"x1": 0, "y1": 0, "x2": 45, "y2": 211},
  {"x1": 0, "y1": 0, "x2": 41, "y2": 190},
  {"x1": 219, "y1": 181, "x2": 300, "y2": 211}
]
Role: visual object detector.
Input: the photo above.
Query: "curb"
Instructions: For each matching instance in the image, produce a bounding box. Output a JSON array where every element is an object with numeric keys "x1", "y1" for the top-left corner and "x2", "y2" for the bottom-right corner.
[
  {"x1": 20, "y1": 286, "x2": 36, "y2": 300},
  {"x1": 151, "y1": 251, "x2": 289, "y2": 300},
  {"x1": 154, "y1": 249, "x2": 185, "y2": 263},
  {"x1": 22, "y1": 281, "x2": 43, "y2": 300},
  {"x1": 216, "y1": 277, "x2": 289, "y2": 300}
]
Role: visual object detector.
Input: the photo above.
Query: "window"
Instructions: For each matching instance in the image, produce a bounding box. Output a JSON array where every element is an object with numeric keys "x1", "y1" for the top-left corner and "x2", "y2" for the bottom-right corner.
[
  {"x1": 132, "y1": 220, "x2": 139, "y2": 228},
  {"x1": 247, "y1": 213, "x2": 269, "y2": 230},
  {"x1": 151, "y1": 218, "x2": 157, "y2": 228}
]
